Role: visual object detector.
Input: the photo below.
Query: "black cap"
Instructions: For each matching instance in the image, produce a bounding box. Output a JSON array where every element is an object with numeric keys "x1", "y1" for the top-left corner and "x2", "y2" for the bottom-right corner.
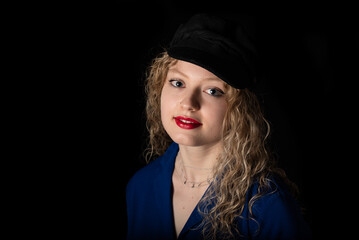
[{"x1": 167, "y1": 13, "x2": 257, "y2": 89}]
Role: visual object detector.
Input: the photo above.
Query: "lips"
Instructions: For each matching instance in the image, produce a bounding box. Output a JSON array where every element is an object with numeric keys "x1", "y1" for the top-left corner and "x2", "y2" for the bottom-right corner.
[{"x1": 174, "y1": 116, "x2": 202, "y2": 129}]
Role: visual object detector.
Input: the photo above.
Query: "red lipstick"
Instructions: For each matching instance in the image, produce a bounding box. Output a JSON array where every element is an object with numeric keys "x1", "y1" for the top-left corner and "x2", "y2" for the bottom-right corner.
[{"x1": 174, "y1": 116, "x2": 202, "y2": 129}]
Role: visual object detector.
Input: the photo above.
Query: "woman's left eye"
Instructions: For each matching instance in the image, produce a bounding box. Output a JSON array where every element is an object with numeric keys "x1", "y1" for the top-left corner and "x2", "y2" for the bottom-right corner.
[{"x1": 205, "y1": 88, "x2": 224, "y2": 97}]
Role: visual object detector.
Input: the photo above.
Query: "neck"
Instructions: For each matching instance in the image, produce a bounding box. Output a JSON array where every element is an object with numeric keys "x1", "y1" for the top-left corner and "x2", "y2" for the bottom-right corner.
[{"x1": 177, "y1": 143, "x2": 221, "y2": 182}]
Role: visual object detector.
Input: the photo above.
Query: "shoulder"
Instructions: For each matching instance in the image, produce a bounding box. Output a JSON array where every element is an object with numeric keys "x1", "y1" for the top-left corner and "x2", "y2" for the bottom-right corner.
[
  {"x1": 126, "y1": 156, "x2": 163, "y2": 193},
  {"x1": 246, "y1": 176, "x2": 312, "y2": 239},
  {"x1": 249, "y1": 176, "x2": 297, "y2": 210},
  {"x1": 126, "y1": 142, "x2": 178, "y2": 197},
  {"x1": 126, "y1": 143, "x2": 178, "y2": 240},
  {"x1": 249, "y1": 176, "x2": 299, "y2": 219}
]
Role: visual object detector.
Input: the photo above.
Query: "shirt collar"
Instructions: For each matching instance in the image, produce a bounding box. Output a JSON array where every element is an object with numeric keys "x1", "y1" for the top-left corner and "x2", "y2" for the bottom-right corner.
[{"x1": 155, "y1": 142, "x2": 215, "y2": 239}]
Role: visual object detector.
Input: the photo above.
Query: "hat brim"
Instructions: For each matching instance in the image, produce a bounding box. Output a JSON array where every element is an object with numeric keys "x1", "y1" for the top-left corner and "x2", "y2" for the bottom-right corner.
[{"x1": 168, "y1": 46, "x2": 252, "y2": 89}]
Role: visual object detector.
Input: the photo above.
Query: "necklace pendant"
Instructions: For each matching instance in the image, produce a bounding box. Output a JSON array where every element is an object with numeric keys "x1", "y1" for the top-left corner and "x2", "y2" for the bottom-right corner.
[{"x1": 191, "y1": 183, "x2": 195, "y2": 188}]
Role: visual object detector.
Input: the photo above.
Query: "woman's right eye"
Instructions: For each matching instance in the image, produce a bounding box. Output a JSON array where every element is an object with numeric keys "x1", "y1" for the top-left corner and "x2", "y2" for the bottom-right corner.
[{"x1": 169, "y1": 79, "x2": 184, "y2": 88}]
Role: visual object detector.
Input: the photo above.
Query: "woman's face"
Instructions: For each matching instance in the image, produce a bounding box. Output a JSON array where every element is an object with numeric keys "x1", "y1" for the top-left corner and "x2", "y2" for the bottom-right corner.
[{"x1": 161, "y1": 60, "x2": 228, "y2": 147}]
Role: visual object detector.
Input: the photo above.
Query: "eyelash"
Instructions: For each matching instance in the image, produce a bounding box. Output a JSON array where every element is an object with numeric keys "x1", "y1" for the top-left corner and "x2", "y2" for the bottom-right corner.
[
  {"x1": 169, "y1": 79, "x2": 184, "y2": 88},
  {"x1": 169, "y1": 79, "x2": 225, "y2": 97}
]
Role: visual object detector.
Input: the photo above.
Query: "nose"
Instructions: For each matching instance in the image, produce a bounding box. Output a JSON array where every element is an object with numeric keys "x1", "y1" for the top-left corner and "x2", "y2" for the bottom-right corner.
[{"x1": 179, "y1": 89, "x2": 201, "y2": 111}]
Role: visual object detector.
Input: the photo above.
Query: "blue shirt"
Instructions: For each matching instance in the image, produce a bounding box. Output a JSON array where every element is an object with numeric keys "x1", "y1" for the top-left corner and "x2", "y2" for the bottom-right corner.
[{"x1": 126, "y1": 142, "x2": 312, "y2": 239}]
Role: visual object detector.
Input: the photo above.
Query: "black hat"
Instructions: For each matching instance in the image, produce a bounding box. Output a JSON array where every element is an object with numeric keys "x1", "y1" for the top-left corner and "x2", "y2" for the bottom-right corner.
[{"x1": 167, "y1": 13, "x2": 257, "y2": 89}]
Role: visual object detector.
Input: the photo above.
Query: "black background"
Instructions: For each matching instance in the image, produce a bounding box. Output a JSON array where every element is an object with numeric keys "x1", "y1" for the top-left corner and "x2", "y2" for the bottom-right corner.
[{"x1": 49, "y1": 2, "x2": 358, "y2": 239}]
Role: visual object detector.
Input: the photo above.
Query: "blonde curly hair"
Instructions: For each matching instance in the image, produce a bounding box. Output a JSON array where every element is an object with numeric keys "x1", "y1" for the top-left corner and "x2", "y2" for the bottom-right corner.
[{"x1": 144, "y1": 51, "x2": 295, "y2": 239}]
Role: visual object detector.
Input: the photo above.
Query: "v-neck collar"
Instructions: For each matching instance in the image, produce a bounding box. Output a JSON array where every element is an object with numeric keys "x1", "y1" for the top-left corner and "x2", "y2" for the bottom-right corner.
[
  {"x1": 177, "y1": 185, "x2": 213, "y2": 240},
  {"x1": 161, "y1": 142, "x2": 213, "y2": 240}
]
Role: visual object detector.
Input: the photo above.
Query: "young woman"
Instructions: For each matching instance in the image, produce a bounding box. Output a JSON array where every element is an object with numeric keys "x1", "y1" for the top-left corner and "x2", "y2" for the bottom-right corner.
[{"x1": 126, "y1": 14, "x2": 312, "y2": 240}]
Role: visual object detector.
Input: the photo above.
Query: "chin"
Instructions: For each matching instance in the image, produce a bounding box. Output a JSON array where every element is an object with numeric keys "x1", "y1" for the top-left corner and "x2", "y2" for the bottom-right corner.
[
  {"x1": 163, "y1": 122, "x2": 222, "y2": 147},
  {"x1": 170, "y1": 133, "x2": 204, "y2": 147},
  {"x1": 171, "y1": 133, "x2": 222, "y2": 148}
]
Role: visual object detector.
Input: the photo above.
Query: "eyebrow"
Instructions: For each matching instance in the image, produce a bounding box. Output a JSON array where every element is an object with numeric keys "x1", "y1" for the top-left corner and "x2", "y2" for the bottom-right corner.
[
  {"x1": 168, "y1": 67, "x2": 222, "y2": 82},
  {"x1": 168, "y1": 68, "x2": 189, "y2": 79}
]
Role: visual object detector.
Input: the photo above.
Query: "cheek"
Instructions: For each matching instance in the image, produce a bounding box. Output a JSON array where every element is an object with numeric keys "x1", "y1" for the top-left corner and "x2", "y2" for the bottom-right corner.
[
  {"x1": 160, "y1": 98, "x2": 167, "y2": 124},
  {"x1": 160, "y1": 86, "x2": 174, "y2": 124},
  {"x1": 204, "y1": 101, "x2": 227, "y2": 127}
]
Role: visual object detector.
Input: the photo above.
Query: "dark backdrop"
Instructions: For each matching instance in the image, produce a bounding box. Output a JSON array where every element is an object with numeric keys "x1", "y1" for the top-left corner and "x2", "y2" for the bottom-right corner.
[{"x1": 61, "y1": 2, "x2": 357, "y2": 239}]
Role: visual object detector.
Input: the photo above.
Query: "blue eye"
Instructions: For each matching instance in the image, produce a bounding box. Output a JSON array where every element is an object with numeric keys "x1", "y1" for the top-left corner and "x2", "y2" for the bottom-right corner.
[
  {"x1": 169, "y1": 79, "x2": 184, "y2": 88},
  {"x1": 205, "y1": 88, "x2": 224, "y2": 97}
]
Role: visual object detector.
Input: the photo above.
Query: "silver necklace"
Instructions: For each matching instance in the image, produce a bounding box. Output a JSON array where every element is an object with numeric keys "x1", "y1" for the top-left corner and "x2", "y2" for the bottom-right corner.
[{"x1": 176, "y1": 156, "x2": 213, "y2": 188}]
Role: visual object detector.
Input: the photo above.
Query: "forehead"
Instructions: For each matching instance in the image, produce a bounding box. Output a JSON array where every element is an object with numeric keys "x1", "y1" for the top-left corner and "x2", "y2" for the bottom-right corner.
[{"x1": 168, "y1": 60, "x2": 224, "y2": 84}]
